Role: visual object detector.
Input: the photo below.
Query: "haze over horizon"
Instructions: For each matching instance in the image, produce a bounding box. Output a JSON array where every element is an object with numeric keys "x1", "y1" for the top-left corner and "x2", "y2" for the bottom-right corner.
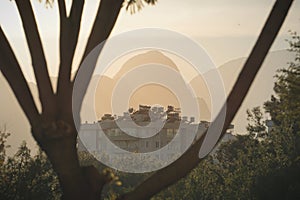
[
  {"x1": 0, "y1": 0, "x2": 299, "y2": 155},
  {"x1": 0, "y1": 49, "x2": 296, "y2": 155},
  {"x1": 0, "y1": 0, "x2": 299, "y2": 82}
]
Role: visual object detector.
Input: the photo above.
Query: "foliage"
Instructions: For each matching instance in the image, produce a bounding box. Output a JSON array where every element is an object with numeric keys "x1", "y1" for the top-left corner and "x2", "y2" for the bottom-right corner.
[
  {"x1": 125, "y1": 0, "x2": 158, "y2": 14},
  {"x1": 0, "y1": 129, "x2": 10, "y2": 164},
  {"x1": 0, "y1": 135, "x2": 61, "y2": 200},
  {"x1": 150, "y1": 33, "x2": 300, "y2": 200},
  {"x1": 0, "y1": 139, "x2": 149, "y2": 200},
  {"x1": 255, "y1": 32, "x2": 300, "y2": 199},
  {"x1": 37, "y1": 0, "x2": 158, "y2": 13},
  {"x1": 246, "y1": 107, "x2": 267, "y2": 139},
  {"x1": 78, "y1": 151, "x2": 152, "y2": 200}
]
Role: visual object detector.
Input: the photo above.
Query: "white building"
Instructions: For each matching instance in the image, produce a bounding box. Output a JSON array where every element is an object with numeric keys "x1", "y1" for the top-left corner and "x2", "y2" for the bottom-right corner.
[{"x1": 78, "y1": 105, "x2": 234, "y2": 160}]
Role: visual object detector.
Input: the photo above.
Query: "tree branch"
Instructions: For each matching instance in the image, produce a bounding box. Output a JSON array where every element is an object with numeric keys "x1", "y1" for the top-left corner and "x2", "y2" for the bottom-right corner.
[
  {"x1": 71, "y1": 0, "x2": 123, "y2": 113},
  {"x1": 119, "y1": 0, "x2": 294, "y2": 199},
  {"x1": 15, "y1": 0, "x2": 55, "y2": 115},
  {"x1": 81, "y1": 166, "x2": 111, "y2": 198},
  {"x1": 0, "y1": 27, "x2": 40, "y2": 126},
  {"x1": 80, "y1": 0, "x2": 123, "y2": 64},
  {"x1": 57, "y1": 0, "x2": 67, "y2": 20},
  {"x1": 57, "y1": 0, "x2": 84, "y2": 105}
]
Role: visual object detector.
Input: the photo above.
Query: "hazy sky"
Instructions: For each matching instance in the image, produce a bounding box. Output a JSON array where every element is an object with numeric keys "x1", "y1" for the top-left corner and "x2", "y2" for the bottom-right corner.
[
  {"x1": 0, "y1": 0, "x2": 300, "y2": 82},
  {"x1": 0, "y1": 0, "x2": 299, "y2": 154}
]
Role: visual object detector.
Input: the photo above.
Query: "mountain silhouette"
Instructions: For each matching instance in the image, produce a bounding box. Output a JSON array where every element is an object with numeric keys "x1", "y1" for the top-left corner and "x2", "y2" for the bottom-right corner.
[{"x1": 0, "y1": 49, "x2": 295, "y2": 153}]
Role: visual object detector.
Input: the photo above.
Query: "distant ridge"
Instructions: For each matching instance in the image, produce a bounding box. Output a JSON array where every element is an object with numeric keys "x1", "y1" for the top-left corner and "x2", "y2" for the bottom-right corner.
[{"x1": 0, "y1": 49, "x2": 295, "y2": 154}]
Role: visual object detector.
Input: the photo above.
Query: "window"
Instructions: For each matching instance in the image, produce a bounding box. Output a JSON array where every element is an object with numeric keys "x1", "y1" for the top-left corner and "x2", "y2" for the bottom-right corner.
[
  {"x1": 155, "y1": 141, "x2": 159, "y2": 148},
  {"x1": 167, "y1": 129, "x2": 173, "y2": 137},
  {"x1": 106, "y1": 129, "x2": 115, "y2": 136},
  {"x1": 146, "y1": 141, "x2": 149, "y2": 148}
]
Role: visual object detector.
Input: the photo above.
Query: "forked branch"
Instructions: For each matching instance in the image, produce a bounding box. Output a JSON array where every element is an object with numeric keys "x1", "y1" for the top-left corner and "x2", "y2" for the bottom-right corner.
[
  {"x1": 57, "y1": 0, "x2": 84, "y2": 97},
  {"x1": 119, "y1": 0, "x2": 294, "y2": 199}
]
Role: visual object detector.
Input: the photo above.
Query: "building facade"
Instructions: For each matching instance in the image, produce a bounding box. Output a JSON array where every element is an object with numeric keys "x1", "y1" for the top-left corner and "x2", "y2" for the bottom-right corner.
[{"x1": 78, "y1": 105, "x2": 234, "y2": 161}]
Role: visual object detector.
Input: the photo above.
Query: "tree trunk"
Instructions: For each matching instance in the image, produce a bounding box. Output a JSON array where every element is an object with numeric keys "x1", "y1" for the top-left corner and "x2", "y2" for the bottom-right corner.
[
  {"x1": 41, "y1": 132, "x2": 92, "y2": 200},
  {"x1": 31, "y1": 110, "x2": 101, "y2": 200}
]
